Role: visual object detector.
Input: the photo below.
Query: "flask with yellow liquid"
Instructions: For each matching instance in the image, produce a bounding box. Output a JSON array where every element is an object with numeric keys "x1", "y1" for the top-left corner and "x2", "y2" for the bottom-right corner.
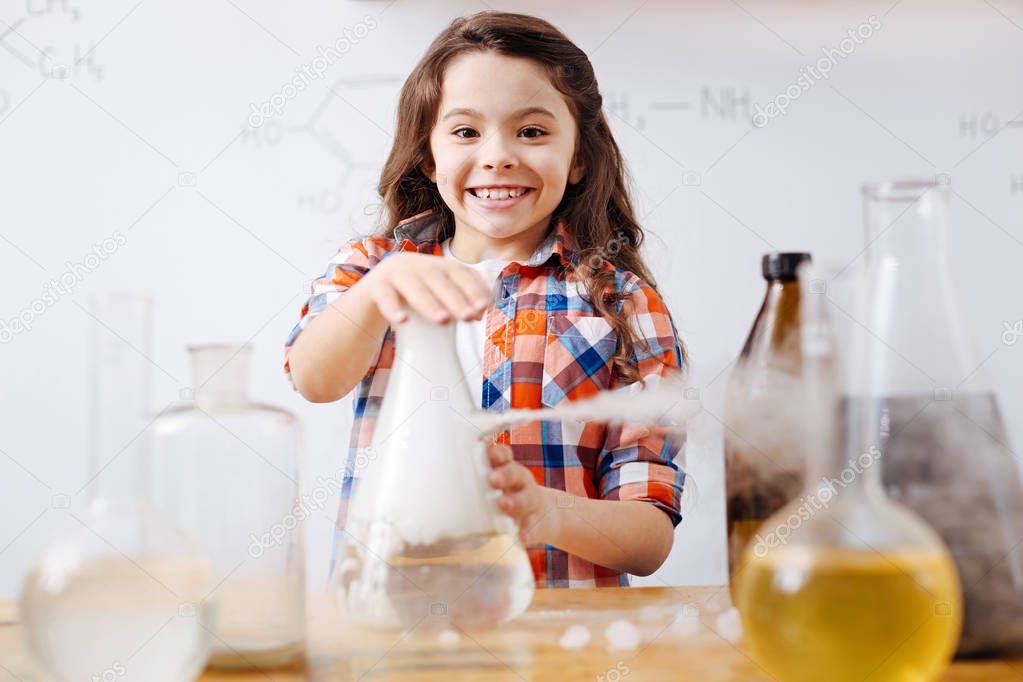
[{"x1": 733, "y1": 256, "x2": 962, "y2": 682}]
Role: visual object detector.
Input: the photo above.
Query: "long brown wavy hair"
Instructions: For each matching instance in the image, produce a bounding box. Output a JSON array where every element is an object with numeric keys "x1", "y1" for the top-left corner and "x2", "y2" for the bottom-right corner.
[{"x1": 373, "y1": 10, "x2": 687, "y2": 380}]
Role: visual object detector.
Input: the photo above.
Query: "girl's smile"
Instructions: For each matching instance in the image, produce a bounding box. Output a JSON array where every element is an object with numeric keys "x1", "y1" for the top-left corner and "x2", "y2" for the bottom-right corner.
[{"x1": 465, "y1": 186, "x2": 535, "y2": 210}]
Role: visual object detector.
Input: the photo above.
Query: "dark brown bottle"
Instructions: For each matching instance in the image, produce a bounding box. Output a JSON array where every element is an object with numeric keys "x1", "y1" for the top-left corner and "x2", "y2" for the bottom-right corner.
[{"x1": 724, "y1": 252, "x2": 812, "y2": 592}]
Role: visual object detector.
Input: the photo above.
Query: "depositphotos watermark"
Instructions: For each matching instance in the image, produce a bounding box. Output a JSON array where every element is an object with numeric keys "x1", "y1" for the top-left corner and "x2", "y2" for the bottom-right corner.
[
  {"x1": 247, "y1": 15, "x2": 378, "y2": 129},
  {"x1": 751, "y1": 445, "x2": 882, "y2": 556},
  {"x1": 246, "y1": 453, "x2": 382, "y2": 558},
  {"x1": 248, "y1": 471, "x2": 343, "y2": 558},
  {"x1": 1003, "y1": 320, "x2": 1022, "y2": 346},
  {"x1": 597, "y1": 662, "x2": 631, "y2": 682},
  {"x1": 752, "y1": 16, "x2": 882, "y2": 128},
  {"x1": 0, "y1": 231, "x2": 127, "y2": 344},
  {"x1": 90, "y1": 660, "x2": 125, "y2": 682}
]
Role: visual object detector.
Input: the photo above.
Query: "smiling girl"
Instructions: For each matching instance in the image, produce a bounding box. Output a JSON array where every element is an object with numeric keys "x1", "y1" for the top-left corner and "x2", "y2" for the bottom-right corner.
[{"x1": 284, "y1": 11, "x2": 688, "y2": 588}]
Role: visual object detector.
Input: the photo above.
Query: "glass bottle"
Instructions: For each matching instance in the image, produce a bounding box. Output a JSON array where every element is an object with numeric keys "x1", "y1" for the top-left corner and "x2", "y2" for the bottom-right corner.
[
  {"x1": 862, "y1": 177, "x2": 1023, "y2": 657},
  {"x1": 331, "y1": 310, "x2": 535, "y2": 630},
  {"x1": 19, "y1": 293, "x2": 217, "y2": 682},
  {"x1": 734, "y1": 260, "x2": 962, "y2": 682},
  {"x1": 724, "y1": 252, "x2": 815, "y2": 590},
  {"x1": 150, "y1": 344, "x2": 305, "y2": 668}
]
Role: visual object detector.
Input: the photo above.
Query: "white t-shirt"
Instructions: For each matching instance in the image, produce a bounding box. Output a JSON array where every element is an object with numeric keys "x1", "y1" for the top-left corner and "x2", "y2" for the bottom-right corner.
[{"x1": 440, "y1": 237, "x2": 512, "y2": 407}]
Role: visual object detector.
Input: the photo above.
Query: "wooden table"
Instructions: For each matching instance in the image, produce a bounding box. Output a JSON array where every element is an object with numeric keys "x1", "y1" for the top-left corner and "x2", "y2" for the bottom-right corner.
[{"x1": 4, "y1": 587, "x2": 1023, "y2": 681}]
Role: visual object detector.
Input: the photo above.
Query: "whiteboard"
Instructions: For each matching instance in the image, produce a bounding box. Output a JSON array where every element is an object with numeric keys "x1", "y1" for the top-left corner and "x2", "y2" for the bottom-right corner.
[{"x1": 1, "y1": 0, "x2": 1021, "y2": 596}]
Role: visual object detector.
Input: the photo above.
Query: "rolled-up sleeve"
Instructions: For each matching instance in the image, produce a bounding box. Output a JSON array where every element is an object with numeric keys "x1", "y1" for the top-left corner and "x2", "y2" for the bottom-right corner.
[
  {"x1": 283, "y1": 237, "x2": 382, "y2": 390},
  {"x1": 595, "y1": 277, "x2": 687, "y2": 526}
]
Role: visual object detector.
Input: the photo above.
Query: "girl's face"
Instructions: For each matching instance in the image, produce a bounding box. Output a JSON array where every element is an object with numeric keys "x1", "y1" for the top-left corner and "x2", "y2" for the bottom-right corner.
[{"x1": 423, "y1": 51, "x2": 584, "y2": 253}]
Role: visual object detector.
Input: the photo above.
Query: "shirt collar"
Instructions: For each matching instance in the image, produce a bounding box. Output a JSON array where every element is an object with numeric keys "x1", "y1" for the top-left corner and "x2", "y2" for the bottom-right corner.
[{"x1": 392, "y1": 208, "x2": 578, "y2": 268}]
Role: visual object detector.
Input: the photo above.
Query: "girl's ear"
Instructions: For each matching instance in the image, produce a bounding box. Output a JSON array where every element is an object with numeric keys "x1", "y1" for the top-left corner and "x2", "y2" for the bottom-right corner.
[
  {"x1": 420, "y1": 160, "x2": 437, "y2": 183},
  {"x1": 568, "y1": 162, "x2": 585, "y2": 185}
]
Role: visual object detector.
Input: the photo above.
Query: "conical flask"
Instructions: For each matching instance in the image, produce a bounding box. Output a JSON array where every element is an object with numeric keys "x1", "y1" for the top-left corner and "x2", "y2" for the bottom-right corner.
[
  {"x1": 331, "y1": 310, "x2": 535, "y2": 629},
  {"x1": 19, "y1": 293, "x2": 217, "y2": 682},
  {"x1": 861, "y1": 177, "x2": 1023, "y2": 657},
  {"x1": 734, "y1": 260, "x2": 962, "y2": 682}
]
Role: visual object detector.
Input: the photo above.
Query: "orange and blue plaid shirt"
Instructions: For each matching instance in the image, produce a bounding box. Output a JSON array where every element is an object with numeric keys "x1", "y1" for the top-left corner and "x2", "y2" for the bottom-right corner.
[{"x1": 284, "y1": 209, "x2": 687, "y2": 588}]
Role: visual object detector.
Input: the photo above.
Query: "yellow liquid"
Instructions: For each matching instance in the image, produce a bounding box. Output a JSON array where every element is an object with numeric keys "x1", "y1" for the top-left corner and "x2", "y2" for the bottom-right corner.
[
  {"x1": 735, "y1": 548, "x2": 962, "y2": 682},
  {"x1": 728, "y1": 518, "x2": 766, "y2": 601}
]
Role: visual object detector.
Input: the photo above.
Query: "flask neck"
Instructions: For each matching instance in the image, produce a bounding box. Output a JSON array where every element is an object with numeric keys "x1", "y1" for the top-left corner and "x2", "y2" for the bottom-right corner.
[
  {"x1": 190, "y1": 344, "x2": 251, "y2": 410},
  {"x1": 88, "y1": 293, "x2": 153, "y2": 505},
  {"x1": 863, "y1": 179, "x2": 951, "y2": 265},
  {"x1": 807, "y1": 398, "x2": 886, "y2": 502},
  {"x1": 798, "y1": 272, "x2": 886, "y2": 506}
]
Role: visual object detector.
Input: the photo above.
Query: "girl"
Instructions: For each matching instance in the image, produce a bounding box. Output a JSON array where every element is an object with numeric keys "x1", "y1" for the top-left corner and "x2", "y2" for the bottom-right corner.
[{"x1": 284, "y1": 11, "x2": 688, "y2": 588}]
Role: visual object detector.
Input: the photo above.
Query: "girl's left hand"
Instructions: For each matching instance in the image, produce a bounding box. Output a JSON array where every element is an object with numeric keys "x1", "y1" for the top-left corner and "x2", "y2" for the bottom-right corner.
[{"x1": 486, "y1": 443, "x2": 558, "y2": 547}]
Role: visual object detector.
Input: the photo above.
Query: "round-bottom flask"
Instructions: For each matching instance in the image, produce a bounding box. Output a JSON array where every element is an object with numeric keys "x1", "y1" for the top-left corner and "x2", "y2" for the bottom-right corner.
[
  {"x1": 19, "y1": 293, "x2": 217, "y2": 682},
  {"x1": 20, "y1": 499, "x2": 217, "y2": 682},
  {"x1": 734, "y1": 261, "x2": 962, "y2": 682}
]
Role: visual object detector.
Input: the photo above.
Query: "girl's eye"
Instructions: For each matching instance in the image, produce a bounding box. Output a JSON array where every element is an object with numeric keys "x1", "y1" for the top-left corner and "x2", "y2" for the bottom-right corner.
[{"x1": 451, "y1": 126, "x2": 547, "y2": 140}]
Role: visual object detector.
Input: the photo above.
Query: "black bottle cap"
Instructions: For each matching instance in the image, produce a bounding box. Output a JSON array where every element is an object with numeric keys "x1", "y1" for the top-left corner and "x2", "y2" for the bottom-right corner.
[{"x1": 762, "y1": 252, "x2": 812, "y2": 281}]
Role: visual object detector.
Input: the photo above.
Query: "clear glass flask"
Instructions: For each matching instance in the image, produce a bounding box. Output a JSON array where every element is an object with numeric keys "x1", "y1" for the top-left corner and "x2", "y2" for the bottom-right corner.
[
  {"x1": 332, "y1": 310, "x2": 535, "y2": 630},
  {"x1": 733, "y1": 259, "x2": 963, "y2": 682},
  {"x1": 861, "y1": 178, "x2": 1023, "y2": 657},
  {"x1": 151, "y1": 344, "x2": 306, "y2": 668},
  {"x1": 19, "y1": 293, "x2": 217, "y2": 682}
]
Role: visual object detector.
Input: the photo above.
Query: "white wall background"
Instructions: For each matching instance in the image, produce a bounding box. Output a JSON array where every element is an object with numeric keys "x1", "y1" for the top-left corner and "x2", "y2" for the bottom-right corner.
[{"x1": 1, "y1": 0, "x2": 1021, "y2": 597}]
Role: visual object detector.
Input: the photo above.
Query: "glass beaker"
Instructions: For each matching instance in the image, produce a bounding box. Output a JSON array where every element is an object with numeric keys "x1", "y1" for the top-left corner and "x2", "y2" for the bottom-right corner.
[
  {"x1": 331, "y1": 310, "x2": 535, "y2": 630},
  {"x1": 151, "y1": 344, "x2": 306, "y2": 668},
  {"x1": 733, "y1": 260, "x2": 963, "y2": 682},
  {"x1": 724, "y1": 252, "x2": 817, "y2": 592},
  {"x1": 861, "y1": 177, "x2": 1023, "y2": 657},
  {"x1": 19, "y1": 293, "x2": 217, "y2": 682}
]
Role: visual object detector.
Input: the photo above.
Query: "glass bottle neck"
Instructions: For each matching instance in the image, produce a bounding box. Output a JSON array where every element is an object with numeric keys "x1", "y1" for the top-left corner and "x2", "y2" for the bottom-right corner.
[
  {"x1": 190, "y1": 344, "x2": 251, "y2": 410},
  {"x1": 760, "y1": 278, "x2": 801, "y2": 323},
  {"x1": 740, "y1": 278, "x2": 802, "y2": 368}
]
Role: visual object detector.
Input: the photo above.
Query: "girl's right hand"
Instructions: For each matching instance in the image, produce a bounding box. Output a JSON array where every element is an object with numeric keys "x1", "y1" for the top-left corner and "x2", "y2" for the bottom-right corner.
[{"x1": 367, "y1": 252, "x2": 493, "y2": 326}]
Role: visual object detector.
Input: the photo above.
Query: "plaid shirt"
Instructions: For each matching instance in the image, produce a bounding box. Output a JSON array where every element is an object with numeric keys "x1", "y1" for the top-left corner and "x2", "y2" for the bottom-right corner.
[{"x1": 284, "y1": 209, "x2": 686, "y2": 588}]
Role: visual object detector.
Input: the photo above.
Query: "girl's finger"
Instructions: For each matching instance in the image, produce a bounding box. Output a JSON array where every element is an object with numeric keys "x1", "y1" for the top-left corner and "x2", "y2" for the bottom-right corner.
[
  {"x1": 497, "y1": 489, "x2": 531, "y2": 516},
  {"x1": 489, "y1": 460, "x2": 528, "y2": 492},
  {"x1": 421, "y1": 270, "x2": 476, "y2": 319},
  {"x1": 393, "y1": 275, "x2": 450, "y2": 323},
  {"x1": 445, "y1": 265, "x2": 493, "y2": 313},
  {"x1": 371, "y1": 281, "x2": 407, "y2": 325},
  {"x1": 486, "y1": 442, "x2": 514, "y2": 466}
]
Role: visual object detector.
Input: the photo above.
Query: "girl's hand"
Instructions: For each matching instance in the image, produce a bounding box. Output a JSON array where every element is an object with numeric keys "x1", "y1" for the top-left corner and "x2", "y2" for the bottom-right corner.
[
  {"x1": 486, "y1": 442, "x2": 559, "y2": 546},
  {"x1": 368, "y1": 252, "x2": 493, "y2": 326}
]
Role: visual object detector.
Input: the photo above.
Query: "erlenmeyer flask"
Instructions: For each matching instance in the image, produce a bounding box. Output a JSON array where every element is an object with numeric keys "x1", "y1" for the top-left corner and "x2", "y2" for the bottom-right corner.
[
  {"x1": 151, "y1": 344, "x2": 306, "y2": 668},
  {"x1": 733, "y1": 260, "x2": 962, "y2": 682},
  {"x1": 19, "y1": 293, "x2": 217, "y2": 682},
  {"x1": 332, "y1": 310, "x2": 535, "y2": 629},
  {"x1": 861, "y1": 177, "x2": 1023, "y2": 657}
]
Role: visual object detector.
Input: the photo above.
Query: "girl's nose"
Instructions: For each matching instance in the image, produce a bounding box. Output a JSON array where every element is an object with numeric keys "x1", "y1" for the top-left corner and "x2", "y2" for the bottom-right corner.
[{"x1": 478, "y1": 136, "x2": 518, "y2": 171}]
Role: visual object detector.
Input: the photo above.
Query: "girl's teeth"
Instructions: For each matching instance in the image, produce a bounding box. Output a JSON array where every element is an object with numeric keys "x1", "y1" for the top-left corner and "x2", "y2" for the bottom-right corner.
[{"x1": 472, "y1": 188, "x2": 526, "y2": 199}]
